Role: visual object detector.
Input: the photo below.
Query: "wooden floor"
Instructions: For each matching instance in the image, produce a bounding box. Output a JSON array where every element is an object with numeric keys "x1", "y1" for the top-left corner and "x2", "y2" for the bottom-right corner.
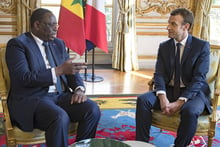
[{"x1": 80, "y1": 69, "x2": 154, "y2": 97}]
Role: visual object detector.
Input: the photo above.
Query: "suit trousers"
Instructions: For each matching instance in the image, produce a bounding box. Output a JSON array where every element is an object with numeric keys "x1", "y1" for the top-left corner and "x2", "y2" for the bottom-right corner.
[
  {"x1": 135, "y1": 86, "x2": 205, "y2": 147},
  {"x1": 34, "y1": 92, "x2": 101, "y2": 147}
]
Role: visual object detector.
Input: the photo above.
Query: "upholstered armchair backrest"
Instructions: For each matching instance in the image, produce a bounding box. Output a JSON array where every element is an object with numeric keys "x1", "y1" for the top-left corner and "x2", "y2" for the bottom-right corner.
[
  {"x1": 0, "y1": 44, "x2": 10, "y2": 97},
  {"x1": 207, "y1": 46, "x2": 220, "y2": 99}
]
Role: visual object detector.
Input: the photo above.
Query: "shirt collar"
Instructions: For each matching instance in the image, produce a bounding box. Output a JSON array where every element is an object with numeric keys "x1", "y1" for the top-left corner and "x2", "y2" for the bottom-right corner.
[
  {"x1": 174, "y1": 33, "x2": 188, "y2": 46},
  {"x1": 31, "y1": 32, "x2": 44, "y2": 46}
]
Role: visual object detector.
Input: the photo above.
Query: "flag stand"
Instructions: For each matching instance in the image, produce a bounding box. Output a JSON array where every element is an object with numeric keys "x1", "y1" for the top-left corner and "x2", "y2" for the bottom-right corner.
[
  {"x1": 80, "y1": 48, "x2": 104, "y2": 82},
  {"x1": 79, "y1": 0, "x2": 105, "y2": 82}
]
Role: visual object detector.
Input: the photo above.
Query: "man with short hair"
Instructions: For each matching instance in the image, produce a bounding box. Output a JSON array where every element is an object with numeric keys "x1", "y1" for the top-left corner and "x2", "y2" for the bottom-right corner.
[
  {"x1": 135, "y1": 8, "x2": 211, "y2": 147},
  {"x1": 6, "y1": 8, "x2": 101, "y2": 147}
]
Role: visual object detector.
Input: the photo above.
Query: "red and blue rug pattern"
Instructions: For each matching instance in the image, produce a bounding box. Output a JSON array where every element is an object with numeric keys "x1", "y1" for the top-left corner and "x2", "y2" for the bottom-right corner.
[
  {"x1": 97, "y1": 109, "x2": 220, "y2": 147},
  {"x1": 0, "y1": 109, "x2": 219, "y2": 147}
]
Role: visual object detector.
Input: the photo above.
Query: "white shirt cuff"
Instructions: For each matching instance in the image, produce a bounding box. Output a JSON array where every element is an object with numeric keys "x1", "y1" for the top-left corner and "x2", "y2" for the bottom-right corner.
[
  {"x1": 156, "y1": 90, "x2": 166, "y2": 96},
  {"x1": 179, "y1": 97, "x2": 188, "y2": 102}
]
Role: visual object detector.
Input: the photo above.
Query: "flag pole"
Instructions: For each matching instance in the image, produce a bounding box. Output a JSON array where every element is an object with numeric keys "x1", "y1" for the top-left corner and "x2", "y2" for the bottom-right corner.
[
  {"x1": 81, "y1": 48, "x2": 103, "y2": 82},
  {"x1": 83, "y1": 0, "x2": 87, "y2": 81},
  {"x1": 84, "y1": 50, "x2": 87, "y2": 81},
  {"x1": 79, "y1": 0, "x2": 103, "y2": 82},
  {"x1": 90, "y1": 48, "x2": 103, "y2": 82},
  {"x1": 91, "y1": 48, "x2": 95, "y2": 81}
]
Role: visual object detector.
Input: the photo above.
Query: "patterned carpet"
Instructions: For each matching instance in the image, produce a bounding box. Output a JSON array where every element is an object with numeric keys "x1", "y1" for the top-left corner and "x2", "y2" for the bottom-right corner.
[
  {"x1": 96, "y1": 109, "x2": 220, "y2": 146},
  {"x1": 0, "y1": 97, "x2": 220, "y2": 146}
]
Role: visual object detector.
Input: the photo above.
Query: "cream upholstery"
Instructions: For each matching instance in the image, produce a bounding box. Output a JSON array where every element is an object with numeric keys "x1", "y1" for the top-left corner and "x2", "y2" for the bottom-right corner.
[
  {"x1": 148, "y1": 45, "x2": 220, "y2": 147},
  {"x1": 0, "y1": 44, "x2": 9, "y2": 96},
  {"x1": 0, "y1": 44, "x2": 78, "y2": 147}
]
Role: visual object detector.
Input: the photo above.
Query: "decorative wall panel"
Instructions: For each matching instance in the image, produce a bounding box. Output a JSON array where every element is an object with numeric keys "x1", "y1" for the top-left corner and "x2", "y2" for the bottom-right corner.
[
  {"x1": 0, "y1": 0, "x2": 16, "y2": 39},
  {"x1": 136, "y1": 0, "x2": 191, "y2": 15},
  {"x1": 0, "y1": 0, "x2": 16, "y2": 14},
  {"x1": 135, "y1": 0, "x2": 192, "y2": 36}
]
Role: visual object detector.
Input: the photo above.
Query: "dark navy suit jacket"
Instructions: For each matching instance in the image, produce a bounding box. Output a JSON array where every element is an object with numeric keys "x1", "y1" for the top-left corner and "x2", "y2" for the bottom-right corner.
[
  {"x1": 6, "y1": 32, "x2": 84, "y2": 131},
  {"x1": 154, "y1": 35, "x2": 212, "y2": 113}
]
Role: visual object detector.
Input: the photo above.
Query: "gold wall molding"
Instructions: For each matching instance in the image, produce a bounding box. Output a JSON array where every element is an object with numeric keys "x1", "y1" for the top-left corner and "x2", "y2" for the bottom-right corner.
[
  {"x1": 136, "y1": 32, "x2": 167, "y2": 36},
  {"x1": 138, "y1": 55, "x2": 157, "y2": 60},
  {"x1": 0, "y1": 21, "x2": 16, "y2": 25},
  {"x1": 0, "y1": 32, "x2": 16, "y2": 35},
  {"x1": 0, "y1": 0, "x2": 16, "y2": 14},
  {"x1": 136, "y1": 0, "x2": 190, "y2": 15},
  {"x1": 136, "y1": 22, "x2": 167, "y2": 27},
  {"x1": 136, "y1": 15, "x2": 168, "y2": 19}
]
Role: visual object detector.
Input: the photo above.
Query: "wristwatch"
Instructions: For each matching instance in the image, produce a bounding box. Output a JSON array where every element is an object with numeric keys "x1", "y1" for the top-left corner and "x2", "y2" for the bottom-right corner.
[{"x1": 75, "y1": 86, "x2": 86, "y2": 93}]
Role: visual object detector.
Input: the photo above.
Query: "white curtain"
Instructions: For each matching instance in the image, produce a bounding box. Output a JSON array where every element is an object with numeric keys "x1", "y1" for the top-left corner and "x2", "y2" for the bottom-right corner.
[
  {"x1": 112, "y1": 0, "x2": 139, "y2": 72},
  {"x1": 191, "y1": 0, "x2": 212, "y2": 41},
  {"x1": 17, "y1": 0, "x2": 40, "y2": 35}
]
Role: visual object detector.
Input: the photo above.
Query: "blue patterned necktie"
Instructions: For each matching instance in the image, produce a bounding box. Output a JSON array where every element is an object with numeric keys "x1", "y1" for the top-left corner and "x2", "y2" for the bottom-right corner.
[
  {"x1": 173, "y1": 43, "x2": 181, "y2": 99},
  {"x1": 42, "y1": 42, "x2": 62, "y2": 93}
]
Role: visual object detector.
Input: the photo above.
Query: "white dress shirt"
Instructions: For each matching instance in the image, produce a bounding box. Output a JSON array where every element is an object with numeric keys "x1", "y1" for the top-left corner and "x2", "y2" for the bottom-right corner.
[{"x1": 156, "y1": 34, "x2": 188, "y2": 102}]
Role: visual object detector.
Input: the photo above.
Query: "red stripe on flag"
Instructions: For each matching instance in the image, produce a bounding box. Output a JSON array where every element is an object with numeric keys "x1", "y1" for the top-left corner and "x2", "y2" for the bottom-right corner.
[
  {"x1": 85, "y1": 4, "x2": 108, "y2": 53},
  {"x1": 57, "y1": 6, "x2": 86, "y2": 56}
]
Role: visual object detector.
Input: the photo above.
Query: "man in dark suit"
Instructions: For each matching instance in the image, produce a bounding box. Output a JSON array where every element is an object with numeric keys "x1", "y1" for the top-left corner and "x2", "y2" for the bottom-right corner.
[
  {"x1": 6, "y1": 8, "x2": 101, "y2": 147},
  {"x1": 135, "y1": 8, "x2": 211, "y2": 147}
]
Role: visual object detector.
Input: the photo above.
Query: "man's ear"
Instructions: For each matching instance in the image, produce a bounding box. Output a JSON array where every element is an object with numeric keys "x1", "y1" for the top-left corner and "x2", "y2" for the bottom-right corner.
[
  {"x1": 185, "y1": 23, "x2": 191, "y2": 31},
  {"x1": 33, "y1": 20, "x2": 41, "y2": 30}
]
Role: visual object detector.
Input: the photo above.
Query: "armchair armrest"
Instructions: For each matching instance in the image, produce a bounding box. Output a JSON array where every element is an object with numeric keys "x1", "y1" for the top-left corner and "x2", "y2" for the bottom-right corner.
[
  {"x1": 210, "y1": 60, "x2": 220, "y2": 122},
  {"x1": 215, "y1": 88, "x2": 220, "y2": 106},
  {"x1": 148, "y1": 78, "x2": 154, "y2": 91},
  {"x1": 211, "y1": 87, "x2": 220, "y2": 122},
  {"x1": 214, "y1": 80, "x2": 220, "y2": 121},
  {"x1": 1, "y1": 95, "x2": 13, "y2": 129}
]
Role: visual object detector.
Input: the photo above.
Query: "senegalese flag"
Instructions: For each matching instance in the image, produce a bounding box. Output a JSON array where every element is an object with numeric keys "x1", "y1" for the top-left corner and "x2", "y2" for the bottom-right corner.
[{"x1": 57, "y1": 0, "x2": 86, "y2": 56}]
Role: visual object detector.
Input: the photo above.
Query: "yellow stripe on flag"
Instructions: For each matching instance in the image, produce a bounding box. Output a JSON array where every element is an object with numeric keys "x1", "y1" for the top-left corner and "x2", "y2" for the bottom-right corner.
[{"x1": 61, "y1": 0, "x2": 84, "y2": 19}]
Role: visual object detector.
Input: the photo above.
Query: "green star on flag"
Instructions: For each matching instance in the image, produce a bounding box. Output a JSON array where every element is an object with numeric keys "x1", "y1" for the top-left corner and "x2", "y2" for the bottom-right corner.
[{"x1": 71, "y1": 0, "x2": 82, "y2": 6}]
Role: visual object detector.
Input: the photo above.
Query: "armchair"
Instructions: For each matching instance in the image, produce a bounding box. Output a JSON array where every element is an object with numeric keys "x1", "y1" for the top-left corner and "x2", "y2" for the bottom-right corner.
[
  {"x1": 0, "y1": 44, "x2": 78, "y2": 147},
  {"x1": 148, "y1": 45, "x2": 220, "y2": 147}
]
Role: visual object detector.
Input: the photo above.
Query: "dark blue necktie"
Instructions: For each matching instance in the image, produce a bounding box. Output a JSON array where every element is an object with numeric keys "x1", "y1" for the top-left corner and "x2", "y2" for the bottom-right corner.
[
  {"x1": 43, "y1": 42, "x2": 62, "y2": 93},
  {"x1": 173, "y1": 43, "x2": 181, "y2": 99}
]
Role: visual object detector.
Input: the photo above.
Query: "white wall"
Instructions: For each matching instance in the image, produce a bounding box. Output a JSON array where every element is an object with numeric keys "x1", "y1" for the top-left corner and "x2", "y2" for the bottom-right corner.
[
  {"x1": 0, "y1": 36, "x2": 12, "y2": 44},
  {"x1": 137, "y1": 35, "x2": 169, "y2": 69}
]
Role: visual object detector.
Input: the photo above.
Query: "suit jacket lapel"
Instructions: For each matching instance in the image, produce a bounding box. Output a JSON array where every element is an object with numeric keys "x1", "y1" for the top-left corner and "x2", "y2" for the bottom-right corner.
[
  {"x1": 48, "y1": 42, "x2": 68, "y2": 85},
  {"x1": 21, "y1": 33, "x2": 46, "y2": 69},
  {"x1": 170, "y1": 40, "x2": 176, "y2": 76},
  {"x1": 181, "y1": 35, "x2": 192, "y2": 64}
]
